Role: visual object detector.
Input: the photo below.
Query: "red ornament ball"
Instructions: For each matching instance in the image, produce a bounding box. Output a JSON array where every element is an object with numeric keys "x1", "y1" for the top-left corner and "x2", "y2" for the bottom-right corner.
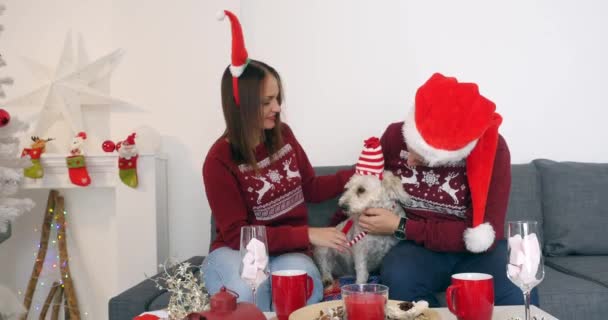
[
  {"x1": 115, "y1": 141, "x2": 122, "y2": 151},
  {"x1": 102, "y1": 140, "x2": 116, "y2": 152},
  {"x1": 0, "y1": 108, "x2": 10, "y2": 127}
]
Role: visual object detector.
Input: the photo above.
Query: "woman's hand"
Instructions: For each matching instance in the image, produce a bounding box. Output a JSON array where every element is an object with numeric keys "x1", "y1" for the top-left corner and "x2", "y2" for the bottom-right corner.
[
  {"x1": 309, "y1": 227, "x2": 350, "y2": 253},
  {"x1": 359, "y1": 208, "x2": 400, "y2": 235}
]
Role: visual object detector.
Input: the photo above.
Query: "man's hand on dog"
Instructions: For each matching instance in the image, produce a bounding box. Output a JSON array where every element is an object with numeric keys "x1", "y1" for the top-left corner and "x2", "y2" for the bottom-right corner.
[
  {"x1": 309, "y1": 227, "x2": 350, "y2": 252},
  {"x1": 359, "y1": 208, "x2": 400, "y2": 235}
]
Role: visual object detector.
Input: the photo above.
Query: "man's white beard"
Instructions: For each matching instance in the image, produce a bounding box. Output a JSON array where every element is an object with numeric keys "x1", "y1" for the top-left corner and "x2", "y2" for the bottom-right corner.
[{"x1": 119, "y1": 145, "x2": 138, "y2": 159}]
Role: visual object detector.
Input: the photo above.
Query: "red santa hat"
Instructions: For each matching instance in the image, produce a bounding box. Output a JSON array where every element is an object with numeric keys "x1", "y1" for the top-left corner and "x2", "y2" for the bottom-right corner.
[
  {"x1": 403, "y1": 73, "x2": 503, "y2": 253},
  {"x1": 124, "y1": 133, "x2": 136, "y2": 146},
  {"x1": 217, "y1": 10, "x2": 250, "y2": 106},
  {"x1": 76, "y1": 132, "x2": 87, "y2": 140},
  {"x1": 355, "y1": 137, "x2": 384, "y2": 180}
]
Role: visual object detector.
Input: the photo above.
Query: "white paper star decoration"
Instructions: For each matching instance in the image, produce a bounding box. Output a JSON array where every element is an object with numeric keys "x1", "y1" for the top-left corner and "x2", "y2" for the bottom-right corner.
[{"x1": 4, "y1": 32, "x2": 137, "y2": 138}]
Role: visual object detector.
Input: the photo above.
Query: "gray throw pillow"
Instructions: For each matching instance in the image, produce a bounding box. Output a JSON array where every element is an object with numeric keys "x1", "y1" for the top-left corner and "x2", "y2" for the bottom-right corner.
[{"x1": 535, "y1": 159, "x2": 608, "y2": 256}]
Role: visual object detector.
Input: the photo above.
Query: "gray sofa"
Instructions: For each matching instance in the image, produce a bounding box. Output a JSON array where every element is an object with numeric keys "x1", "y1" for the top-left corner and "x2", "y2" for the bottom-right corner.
[{"x1": 109, "y1": 159, "x2": 608, "y2": 319}]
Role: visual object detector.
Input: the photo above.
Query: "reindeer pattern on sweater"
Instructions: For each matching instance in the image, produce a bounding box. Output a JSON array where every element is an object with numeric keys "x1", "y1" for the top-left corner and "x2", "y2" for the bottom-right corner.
[
  {"x1": 394, "y1": 150, "x2": 471, "y2": 218},
  {"x1": 238, "y1": 143, "x2": 306, "y2": 221}
]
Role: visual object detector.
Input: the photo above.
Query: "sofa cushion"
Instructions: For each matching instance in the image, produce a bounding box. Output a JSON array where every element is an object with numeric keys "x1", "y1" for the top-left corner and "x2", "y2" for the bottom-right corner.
[
  {"x1": 506, "y1": 163, "x2": 543, "y2": 239},
  {"x1": 534, "y1": 159, "x2": 608, "y2": 256},
  {"x1": 539, "y1": 264, "x2": 608, "y2": 320},
  {"x1": 307, "y1": 166, "x2": 351, "y2": 227},
  {"x1": 545, "y1": 256, "x2": 608, "y2": 288}
]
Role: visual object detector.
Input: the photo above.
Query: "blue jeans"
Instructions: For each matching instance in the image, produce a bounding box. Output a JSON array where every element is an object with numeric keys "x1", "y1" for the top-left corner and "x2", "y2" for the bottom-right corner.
[
  {"x1": 202, "y1": 247, "x2": 323, "y2": 312},
  {"x1": 380, "y1": 240, "x2": 539, "y2": 307}
]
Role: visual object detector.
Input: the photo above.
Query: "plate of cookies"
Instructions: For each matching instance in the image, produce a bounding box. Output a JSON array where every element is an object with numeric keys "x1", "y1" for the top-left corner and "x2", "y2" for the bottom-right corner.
[{"x1": 288, "y1": 299, "x2": 441, "y2": 320}]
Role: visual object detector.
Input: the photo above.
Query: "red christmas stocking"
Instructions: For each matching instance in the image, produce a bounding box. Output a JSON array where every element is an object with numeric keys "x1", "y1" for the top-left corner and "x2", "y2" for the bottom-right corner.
[
  {"x1": 66, "y1": 155, "x2": 91, "y2": 186},
  {"x1": 118, "y1": 155, "x2": 138, "y2": 188}
]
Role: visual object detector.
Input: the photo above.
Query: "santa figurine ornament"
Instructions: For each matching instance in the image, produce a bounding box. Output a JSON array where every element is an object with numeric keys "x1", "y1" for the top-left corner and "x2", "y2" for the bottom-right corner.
[
  {"x1": 66, "y1": 131, "x2": 91, "y2": 187},
  {"x1": 117, "y1": 133, "x2": 138, "y2": 188}
]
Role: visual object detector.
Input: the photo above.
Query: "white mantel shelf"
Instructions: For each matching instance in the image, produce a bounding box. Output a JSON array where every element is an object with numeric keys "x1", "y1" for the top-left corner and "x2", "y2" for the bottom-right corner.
[
  {"x1": 19, "y1": 153, "x2": 169, "y2": 315},
  {"x1": 22, "y1": 153, "x2": 168, "y2": 189}
]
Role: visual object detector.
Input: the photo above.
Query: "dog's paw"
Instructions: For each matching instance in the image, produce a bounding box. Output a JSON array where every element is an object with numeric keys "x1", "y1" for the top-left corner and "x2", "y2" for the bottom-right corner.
[
  {"x1": 322, "y1": 277, "x2": 341, "y2": 296},
  {"x1": 322, "y1": 277, "x2": 335, "y2": 289}
]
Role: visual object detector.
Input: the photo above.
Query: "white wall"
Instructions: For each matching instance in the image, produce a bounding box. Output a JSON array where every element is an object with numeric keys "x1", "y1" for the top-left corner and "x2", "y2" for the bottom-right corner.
[
  {"x1": 2, "y1": 0, "x2": 608, "y2": 314},
  {"x1": 241, "y1": 0, "x2": 608, "y2": 164}
]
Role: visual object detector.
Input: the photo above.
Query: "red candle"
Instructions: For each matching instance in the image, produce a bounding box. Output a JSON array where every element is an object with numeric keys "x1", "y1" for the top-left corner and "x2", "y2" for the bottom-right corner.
[{"x1": 344, "y1": 293, "x2": 386, "y2": 320}]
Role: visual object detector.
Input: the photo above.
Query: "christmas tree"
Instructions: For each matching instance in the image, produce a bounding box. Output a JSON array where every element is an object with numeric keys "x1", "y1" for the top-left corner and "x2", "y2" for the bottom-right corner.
[
  {"x1": 0, "y1": 5, "x2": 14, "y2": 99},
  {"x1": 0, "y1": 114, "x2": 31, "y2": 320},
  {"x1": 0, "y1": 2, "x2": 34, "y2": 244},
  {"x1": 0, "y1": 109, "x2": 35, "y2": 239},
  {"x1": 1, "y1": 4, "x2": 34, "y2": 319}
]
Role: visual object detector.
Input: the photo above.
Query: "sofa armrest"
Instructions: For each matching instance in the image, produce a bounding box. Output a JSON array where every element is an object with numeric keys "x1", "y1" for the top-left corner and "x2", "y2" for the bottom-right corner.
[
  {"x1": 108, "y1": 256, "x2": 206, "y2": 320},
  {"x1": 0, "y1": 222, "x2": 11, "y2": 244}
]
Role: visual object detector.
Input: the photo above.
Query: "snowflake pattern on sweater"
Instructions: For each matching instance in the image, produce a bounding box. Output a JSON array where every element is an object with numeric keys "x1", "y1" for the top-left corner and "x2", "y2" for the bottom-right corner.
[
  {"x1": 391, "y1": 144, "x2": 470, "y2": 218},
  {"x1": 239, "y1": 143, "x2": 305, "y2": 221}
]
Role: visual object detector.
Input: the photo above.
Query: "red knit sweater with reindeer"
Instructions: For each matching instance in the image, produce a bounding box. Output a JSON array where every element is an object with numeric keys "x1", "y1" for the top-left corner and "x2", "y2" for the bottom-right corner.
[
  {"x1": 382, "y1": 122, "x2": 511, "y2": 252},
  {"x1": 203, "y1": 124, "x2": 353, "y2": 255}
]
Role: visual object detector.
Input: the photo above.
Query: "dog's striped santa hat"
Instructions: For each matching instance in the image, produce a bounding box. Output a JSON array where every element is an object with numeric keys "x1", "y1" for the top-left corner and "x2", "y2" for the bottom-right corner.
[
  {"x1": 403, "y1": 73, "x2": 503, "y2": 253},
  {"x1": 355, "y1": 137, "x2": 384, "y2": 180}
]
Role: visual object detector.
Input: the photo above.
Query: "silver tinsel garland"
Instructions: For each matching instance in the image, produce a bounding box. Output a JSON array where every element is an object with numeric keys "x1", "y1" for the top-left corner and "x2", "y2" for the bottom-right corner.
[{"x1": 149, "y1": 261, "x2": 211, "y2": 320}]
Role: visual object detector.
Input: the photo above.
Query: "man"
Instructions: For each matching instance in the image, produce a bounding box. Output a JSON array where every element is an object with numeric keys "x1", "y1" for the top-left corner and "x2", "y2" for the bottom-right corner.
[{"x1": 358, "y1": 73, "x2": 538, "y2": 306}]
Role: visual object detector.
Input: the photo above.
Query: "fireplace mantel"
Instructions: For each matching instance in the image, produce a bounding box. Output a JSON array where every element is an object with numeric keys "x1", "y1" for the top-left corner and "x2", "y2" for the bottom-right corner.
[
  {"x1": 19, "y1": 153, "x2": 169, "y2": 318},
  {"x1": 22, "y1": 153, "x2": 166, "y2": 189}
]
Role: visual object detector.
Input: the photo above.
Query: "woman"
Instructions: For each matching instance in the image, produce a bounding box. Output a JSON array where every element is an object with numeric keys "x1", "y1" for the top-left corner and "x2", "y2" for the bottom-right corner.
[{"x1": 202, "y1": 11, "x2": 353, "y2": 311}]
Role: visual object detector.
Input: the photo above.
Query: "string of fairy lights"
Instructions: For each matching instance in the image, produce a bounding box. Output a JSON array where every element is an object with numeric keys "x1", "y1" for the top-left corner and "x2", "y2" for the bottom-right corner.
[{"x1": 17, "y1": 206, "x2": 88, "y2": 317}]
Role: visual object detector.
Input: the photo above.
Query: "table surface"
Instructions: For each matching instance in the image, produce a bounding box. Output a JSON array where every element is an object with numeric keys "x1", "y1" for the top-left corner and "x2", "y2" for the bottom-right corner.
[{"x1": 264, "y1": 305, "x2": 557, "y2": 320}]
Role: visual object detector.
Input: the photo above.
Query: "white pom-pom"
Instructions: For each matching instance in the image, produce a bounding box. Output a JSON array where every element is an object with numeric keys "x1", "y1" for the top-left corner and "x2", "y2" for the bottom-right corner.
[
  {"x1": 464, "y1": 222, "x2": 495, "y2": 253},
  {"x1": 216, "y1": 10, "x2": 226, "y2": 21}
]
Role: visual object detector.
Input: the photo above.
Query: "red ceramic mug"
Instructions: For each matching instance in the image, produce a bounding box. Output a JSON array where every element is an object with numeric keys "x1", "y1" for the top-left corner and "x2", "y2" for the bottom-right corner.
[
  {"x1": 271, "y1": 269, "x2": 314, "y2": 320},
  {"x1": 446, "y1": 273, "x2": 494, "y2": 320}
]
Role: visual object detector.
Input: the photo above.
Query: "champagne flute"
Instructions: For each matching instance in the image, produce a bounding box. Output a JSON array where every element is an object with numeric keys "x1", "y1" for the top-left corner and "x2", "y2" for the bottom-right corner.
[
  {"x1": 507, "y1": 221, "x2": 545, "y2": 320},
  {"x1": 239, "y1": 225, "x2": 270, "y2": 307}
]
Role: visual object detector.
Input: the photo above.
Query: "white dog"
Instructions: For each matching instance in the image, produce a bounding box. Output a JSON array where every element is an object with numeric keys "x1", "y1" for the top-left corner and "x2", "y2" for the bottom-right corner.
[{"x1": 313, "y1": 171, "x2": 409, "y2": 285}]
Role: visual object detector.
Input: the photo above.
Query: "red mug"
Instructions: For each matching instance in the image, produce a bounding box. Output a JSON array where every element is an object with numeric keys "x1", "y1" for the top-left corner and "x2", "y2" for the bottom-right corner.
[
  {"x1": 447, "y1": 273, "x2": 494, "y2": 320},
  {"x1": 271, "y1": 270, "x2": 313, "y2": 320}
]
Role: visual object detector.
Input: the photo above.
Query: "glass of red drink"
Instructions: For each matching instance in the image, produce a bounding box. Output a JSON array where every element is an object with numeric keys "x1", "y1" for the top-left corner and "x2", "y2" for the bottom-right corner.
[{"x1": 341, "y1": 284, "x2": 388, "y2": 320}]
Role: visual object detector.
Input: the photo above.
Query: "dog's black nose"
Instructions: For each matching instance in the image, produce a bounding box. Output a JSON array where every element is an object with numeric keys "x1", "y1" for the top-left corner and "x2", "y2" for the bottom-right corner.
[{"x1": 340, "y1": 204, "x2": 349, "y2": 212}]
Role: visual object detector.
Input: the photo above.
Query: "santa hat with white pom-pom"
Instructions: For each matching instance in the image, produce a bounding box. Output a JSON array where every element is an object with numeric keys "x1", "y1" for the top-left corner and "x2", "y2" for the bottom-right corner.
[
  {"x1": 217, "y1": 10, "x2": 250, "y2": 106},
  {"x1": 403, "y1": 73, "x2": 503, "y2": 253},
  {"x1": 74, "y1": 131, "x2": 87, "y2": 142}
]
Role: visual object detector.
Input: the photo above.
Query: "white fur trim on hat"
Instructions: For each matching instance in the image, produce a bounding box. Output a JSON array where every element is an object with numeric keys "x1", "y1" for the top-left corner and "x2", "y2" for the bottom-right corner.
[
  {"x1": 229, "y1": 64, "x2": 247, "y2": 77},
  {"x1": 402, "y1": 110, "x2": 478, "y2": 166},
  {"x1": 463, "y1": 222, "x2": 495, "y2": 253}
]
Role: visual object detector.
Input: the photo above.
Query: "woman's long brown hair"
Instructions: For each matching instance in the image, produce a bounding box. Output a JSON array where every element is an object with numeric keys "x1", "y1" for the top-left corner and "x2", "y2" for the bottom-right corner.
[{"x1": 220, "y1": 60, "x2": 284, "y2": 172}]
